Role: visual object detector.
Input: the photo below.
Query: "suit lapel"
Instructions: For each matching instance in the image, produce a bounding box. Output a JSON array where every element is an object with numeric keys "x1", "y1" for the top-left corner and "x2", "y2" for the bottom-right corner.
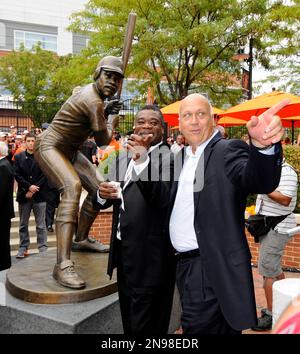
[
  {"x1": 193, "y1": 133, "x2": 223, "y2": 214},
  {"x1": 170, "y1": 148, "x2": 185, "y2": 206},
  {"x1": 116, "y1": 151, "x2": 131, "y2": 189}
]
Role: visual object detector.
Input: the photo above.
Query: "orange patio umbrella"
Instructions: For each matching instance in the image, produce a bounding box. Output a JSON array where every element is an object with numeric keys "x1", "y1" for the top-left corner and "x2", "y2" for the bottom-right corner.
[
  {"x1": 161, "y1": 100, "x2": 223, "y2": 127},
  {"x1": 219, "y1": 91, "x2": 300, "y2": 120},
  {"x1": 219, "y1": 91, "x2": 300, "y2": 140},
  {"x1": 217, "y1": 116, "x2": 247, "y2": 126}
]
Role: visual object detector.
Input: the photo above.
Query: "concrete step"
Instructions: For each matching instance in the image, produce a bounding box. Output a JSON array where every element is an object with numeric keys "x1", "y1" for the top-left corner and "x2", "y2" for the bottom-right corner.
[
  {"x1": 10, "y1": 235, "x2": 57, "y2": 251},
  {"x1": 10, "y1": 247, "x2": 56, "y2": 257},
  {"x1": 10, "y1": 224, "x2": 54, "y2": 239},
  {"x1": 11, "y1": 217, "x2": 36, "y2": 228}
]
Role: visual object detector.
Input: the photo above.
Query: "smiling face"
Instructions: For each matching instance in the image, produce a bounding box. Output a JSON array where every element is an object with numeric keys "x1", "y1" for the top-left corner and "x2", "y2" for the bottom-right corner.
[
  {"x1": 95, "y1": 70, "x2": 123, "y2": 98},
  {"x1": 179, "y1": 94, "x2": 214, "y2": 150},
  {"x1": 134, "y1": 109, "x2": 164, "y2": 146}
]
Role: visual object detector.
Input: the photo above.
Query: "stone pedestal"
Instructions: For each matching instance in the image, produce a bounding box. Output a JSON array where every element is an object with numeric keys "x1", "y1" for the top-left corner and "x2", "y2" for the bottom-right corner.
[
  {"x1": 0, "y1": 268, "x2": 123, "y2": 333},
  {"x1": 0, "y1": 251, "x2": 181, "y2": 333}
]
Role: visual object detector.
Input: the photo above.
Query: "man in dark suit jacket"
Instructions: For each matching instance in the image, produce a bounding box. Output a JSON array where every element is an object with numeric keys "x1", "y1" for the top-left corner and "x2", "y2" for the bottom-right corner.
[
  {"x1": 0, "y1": 142, "x2": 15, "y2": 271},
  {"x1": 169, "y1": 93, "x2": 287, "y2": 334},
  {"x1": 96, "y1": 105, "x2": 176, "y2": 334},
  {"x1": 14, "y1": 133, "x2": 48, "y2": 258}
]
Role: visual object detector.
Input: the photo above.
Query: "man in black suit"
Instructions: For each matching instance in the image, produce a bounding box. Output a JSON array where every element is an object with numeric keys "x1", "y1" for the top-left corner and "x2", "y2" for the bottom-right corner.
[
  {"x1": 0, "y1": 142, "x2": 15, "y2": 271},
  {"x1": 96, "y1": 105, "x2": 175, "y2": 334},
  {"x1": 169, "y1": 93, "x2": 287, "y2": 334}
]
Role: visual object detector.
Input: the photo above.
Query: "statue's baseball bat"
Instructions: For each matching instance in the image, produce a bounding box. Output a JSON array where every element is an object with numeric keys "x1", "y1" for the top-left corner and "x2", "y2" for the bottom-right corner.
[{"x1": 117, "y1": 12, "x2": 137, "y2": 98}]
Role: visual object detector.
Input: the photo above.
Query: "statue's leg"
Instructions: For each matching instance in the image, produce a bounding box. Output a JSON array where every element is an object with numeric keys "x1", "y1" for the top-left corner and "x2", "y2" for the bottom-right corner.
[
  {"x1": 34, "y1": 144, "x2": 85, "y2": 289},
  {"x1": 72, "y1": 152, "x2": 109, "y2": 252}
]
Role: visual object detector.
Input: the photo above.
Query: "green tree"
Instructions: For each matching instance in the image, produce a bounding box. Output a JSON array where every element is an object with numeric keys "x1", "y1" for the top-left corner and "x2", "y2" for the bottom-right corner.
[
  {"x1": 258, "y1": 0, "x2": 300, "y2": 95},
  {"x1": 0, "y1": 44, "x2": 70, "y2": 126},
  {"x1": 0, "y1": 44, "x2": 96, "y2": 126},
  {"x1": 0, "y1": 44, "x2": 66, "y2": 102},
  {"x1": 48, "y1": 55, "x2": 98, "y2": 101},
  {"x1": 69, "y1": 0, "x2": 299, "y2": 107}
]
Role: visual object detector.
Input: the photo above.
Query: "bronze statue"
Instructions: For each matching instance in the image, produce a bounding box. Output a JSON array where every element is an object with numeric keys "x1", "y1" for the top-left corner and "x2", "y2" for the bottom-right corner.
[{"x1": 34, "y1": 56, "x2": 123, "y2": 289}]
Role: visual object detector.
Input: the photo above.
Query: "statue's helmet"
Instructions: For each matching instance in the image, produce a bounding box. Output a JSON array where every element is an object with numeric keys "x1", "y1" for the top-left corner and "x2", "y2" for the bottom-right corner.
[{"x1": 94, "y1": 56, "x2": 124, "y2": 80}]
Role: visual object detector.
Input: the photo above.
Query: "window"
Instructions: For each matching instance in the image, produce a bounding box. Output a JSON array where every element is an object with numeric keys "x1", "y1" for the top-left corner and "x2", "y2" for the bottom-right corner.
[{"x1": 14, "y1": 30, "x2": 57, "y2": 52}]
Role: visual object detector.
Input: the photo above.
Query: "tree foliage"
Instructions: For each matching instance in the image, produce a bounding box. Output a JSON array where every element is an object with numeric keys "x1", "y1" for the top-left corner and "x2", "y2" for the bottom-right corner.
[
  {"x1": 69, "y1": 0, "x2": 299, "y2": 106},
  {"x1": 0, "y1": 44, "x2": 95, "y2": 126},
  {"x1": 256, "y1": 0, "x2": 300, "y2": 95},
  {"x1": 0, "y1": 44, "x2": 66, "y2": 101}
]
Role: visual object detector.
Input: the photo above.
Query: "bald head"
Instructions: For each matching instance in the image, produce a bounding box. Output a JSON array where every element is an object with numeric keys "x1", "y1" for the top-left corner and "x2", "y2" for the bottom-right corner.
[
  {"x1": 178, "y1": 93, "x2": 215, "y2": 152},
  {"x1": 179, "y1": 94, "x2": 213, "y2": 118}
]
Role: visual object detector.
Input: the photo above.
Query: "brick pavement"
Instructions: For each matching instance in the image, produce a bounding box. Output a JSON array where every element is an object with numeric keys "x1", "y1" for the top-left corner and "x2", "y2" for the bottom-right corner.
[
  {"x1": 174, "y1": 266, "x2": 300, "y2": 335},
  {"x1": 243, "y1": 266, "x2": 300, "y2": 334}
]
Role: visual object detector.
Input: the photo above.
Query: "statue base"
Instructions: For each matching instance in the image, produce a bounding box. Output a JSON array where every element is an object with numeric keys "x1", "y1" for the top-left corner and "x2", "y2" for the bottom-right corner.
[
  {"x1": 5, "y1": 249, "x2": 117, "y2": 304},
  {"x1": 0, "y1": 268, "x2": 122, "y2": 333},
  {"x1": 0, "y1": 268, "x2": 181, "y2": 334}
]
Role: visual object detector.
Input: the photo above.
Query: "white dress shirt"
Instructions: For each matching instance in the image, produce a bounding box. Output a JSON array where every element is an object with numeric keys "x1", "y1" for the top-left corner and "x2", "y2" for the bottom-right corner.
[
  {"x1": 170, "y1": 132, "x2": 276, "y2": 252},
  {"x1": 97, "y1": 141, "x2": 162, "y2": 239},
  {"x1": 169, "y1": 130, "x2": 218, "y2": 252}
]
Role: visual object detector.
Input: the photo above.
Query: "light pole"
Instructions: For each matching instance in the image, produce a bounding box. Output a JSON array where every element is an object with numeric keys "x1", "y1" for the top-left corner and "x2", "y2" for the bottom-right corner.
[{"x1": 232, "y1": 37, "x2": 253, "y2": 100}]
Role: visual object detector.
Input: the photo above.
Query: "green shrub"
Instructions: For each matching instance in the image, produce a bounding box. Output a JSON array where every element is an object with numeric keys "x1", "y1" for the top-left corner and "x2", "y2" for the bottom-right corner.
[{"x1": 283, "y1": 145, "x2": 300, "y2": 213}]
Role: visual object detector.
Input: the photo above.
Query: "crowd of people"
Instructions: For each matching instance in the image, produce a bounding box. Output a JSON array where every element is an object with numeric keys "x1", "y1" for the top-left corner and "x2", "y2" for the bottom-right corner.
[{"x1": 0, "y1": 126, "x2": 61, "y2": 262}]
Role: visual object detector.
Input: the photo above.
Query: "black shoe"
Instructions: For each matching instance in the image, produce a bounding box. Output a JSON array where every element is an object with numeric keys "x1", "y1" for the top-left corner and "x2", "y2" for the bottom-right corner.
[
  {"x1": 251, "y1": 312, "x2": 272, "y2": 331},
  {"x1": 47, "y1": 225, "x2": 54, "y2": 232}
]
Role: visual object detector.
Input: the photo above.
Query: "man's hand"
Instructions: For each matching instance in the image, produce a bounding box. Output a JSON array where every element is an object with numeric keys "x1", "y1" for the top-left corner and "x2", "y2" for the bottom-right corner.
[
  {"x1": 126, "y1": 133, "x2": 153, "y2": 162},
  {"x1": 99, "y1": 182, "x2": 120, "y2": 199},
  {"x1": 104, "y1": 99, "x2": 123, "y2": 118},
  {"x1": 29, "y1": 185, "x2": 40, "y2": 193},
  {"x1": 25, "y1": 191, "x2": 33, "y2": 199},
  {"x1": 247, "y1": 99, "x2": 289, "y2": 148}
]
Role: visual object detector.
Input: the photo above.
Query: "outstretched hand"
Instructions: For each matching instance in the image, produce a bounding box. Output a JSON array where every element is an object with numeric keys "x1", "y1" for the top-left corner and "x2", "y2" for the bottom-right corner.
[{"x1": 247, "y1": 99, "x2": 290, "y2": 148}]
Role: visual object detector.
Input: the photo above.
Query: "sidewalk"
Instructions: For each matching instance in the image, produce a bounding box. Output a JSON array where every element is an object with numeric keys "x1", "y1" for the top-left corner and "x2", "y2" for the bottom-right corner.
[
  {"x1": 243, "y1": 266, "x2": 300, "y2": 334},
  {"x1": 174, "y1": 266, "x2": 300, "y2": 335}
]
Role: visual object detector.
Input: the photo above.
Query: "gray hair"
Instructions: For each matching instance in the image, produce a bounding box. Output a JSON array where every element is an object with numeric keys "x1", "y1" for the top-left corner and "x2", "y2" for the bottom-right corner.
[{"x1": 0, "y1": 141, "x2": 8, "y2": 156}]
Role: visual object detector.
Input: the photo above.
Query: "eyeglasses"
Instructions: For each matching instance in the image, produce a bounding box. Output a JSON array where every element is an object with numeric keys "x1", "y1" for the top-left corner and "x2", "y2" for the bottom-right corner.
[{"x1": 180, "y1": 111, "x2": 208, "y2": 121}]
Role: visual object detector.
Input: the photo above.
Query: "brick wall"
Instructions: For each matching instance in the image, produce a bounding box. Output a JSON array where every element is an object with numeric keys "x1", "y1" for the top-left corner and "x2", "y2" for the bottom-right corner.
[
  {"x1": 89, "y1": 209, "x2": 113, "y2": 245},
  {"x1": 246, "y1": 229, "x2": 300, "y2": 269},
  {"x1": 89, "y1": 209, "x2": 300, "y2": 270}
]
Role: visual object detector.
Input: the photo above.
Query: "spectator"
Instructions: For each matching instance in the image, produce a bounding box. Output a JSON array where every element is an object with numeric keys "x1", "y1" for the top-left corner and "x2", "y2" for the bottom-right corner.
[
  {"x1": 10, "y1": 125, "x2": 17, "y2": 138},
  {"x1": 79, "y1": 134, "x2": 98, "y2": 166},
  {"x1": 0, "y1": 142, "x2": 14, "y2": 271},
  {"x1": 0, "y1": 131, "x2": 7, "y2": 142},
  {"x1": 252, "y1": 159, "x2": 298, "y2": 331},
  {"x1": 14, "y1": 133, "x2": 48, "y2": 258},
  {"x1": 166, "y1": 136, "x2": 174, "y2": 146},
  {"x1": 215, "y1": 125, "x2": 226, "y2": 138},
  {"x1": 170, "y1": 134, "x2": 185, "y2": 154},
  {"x1": 12, "y1": 135, "x2": 26, "y2": 161},
  {"x1": 169, "y1": 93, "x2": 285, "y2": 334}
]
